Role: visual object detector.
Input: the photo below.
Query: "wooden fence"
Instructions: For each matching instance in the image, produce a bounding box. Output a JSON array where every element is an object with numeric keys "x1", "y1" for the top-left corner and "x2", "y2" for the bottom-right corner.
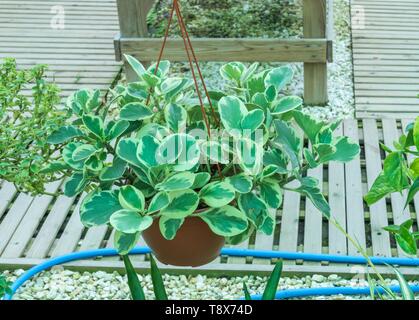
[{"x1": 113, "y1": 0, "x2": 334, "y2": 105}]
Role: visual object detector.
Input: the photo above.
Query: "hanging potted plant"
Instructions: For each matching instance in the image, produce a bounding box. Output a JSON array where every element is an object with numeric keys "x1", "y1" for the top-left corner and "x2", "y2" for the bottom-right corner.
[{"x1": 25, "y1": 53, "x2": 359, "y2": 268}]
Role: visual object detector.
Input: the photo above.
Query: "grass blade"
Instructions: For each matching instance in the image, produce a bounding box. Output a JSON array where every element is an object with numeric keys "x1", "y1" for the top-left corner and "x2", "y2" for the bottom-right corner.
[
  {"x1": 150, "y1": 255, "x2": 168, "y2": 300},
  {"x1": 392, "y1": 266, "x2": 414, "y2": 300},
  {"x1": 243, "y1": 282, "x2": 252, "y2": 300},
  {"x1": 122, "y1": 255, "x2": 146, "y2": 300},
  {"x1": 262, "y1": 260, "x2": 283, "y2": 300}
]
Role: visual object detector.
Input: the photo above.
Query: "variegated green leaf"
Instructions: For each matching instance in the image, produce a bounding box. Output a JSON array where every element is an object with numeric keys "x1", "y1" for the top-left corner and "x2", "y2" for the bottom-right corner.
[
  {"x1": 199, "y1": 181, "x2": 236, "y2": 208},
  {"x1": 47, "y1": 125, "x2": 83, "y2": 144},
  {"x1": 82, "y1": 114, "x2": 104, "y2": 139},
  {"x1": 199, "y1": 206, "x2": 248, "y2": 237},
  {"x1": 99, "y1": 157, "x2": 127, "y2": 181},
  {"x1": 164, "y1": 103, "x2": 187, "y2": 133},
  {"x1": 116, "y1": 138, "x2": 143, "y2": 168},
  {"x1": 119, "y1": 185, "x2": 145, "y2": 212},
  {"x1": 110, "y1": 209, "x2": 153, "y2": 234},
  {"x1": 264, "y1": 66, "x2": 293, "y2": 91},
  {"x1": 160, "y1": 190, "x2": 199, "y2": 219},
  {"x1": 159, "y1": 216, "x2": 184, "y2": 240},
  {"x1": 114, "y1": 230, "x2": 140, "y2": 255},
  {"x1": 260, "y1": 179, "x2": 282, "y2": 209},
  {"x1": 148, "y1": 191, "x2": 170, "y2": 214},
  {"x1": 80, "y1": 191, "x2": 122, "y2": 227},
  {"x1": 137, "y1": 134, "x2": 160, "y2": 168},
  {"x1": 271, "y1": 96, "x2": 302, "y2": 115},
  {"x1": 156, "y1": 172, "x2": 196, "y2": 192},
  {"x1": 226, "y1": 174, "x2": 253, "y2": 194},
  {"x1": 191, "y1": 172, "x2": 211, "y2": 189},
  {"x1": 72, "y1": 144, "x2": 97, "y2": 162},
  {"x1": 120, "y1": 102, "x2": 154, "y2": 121}
]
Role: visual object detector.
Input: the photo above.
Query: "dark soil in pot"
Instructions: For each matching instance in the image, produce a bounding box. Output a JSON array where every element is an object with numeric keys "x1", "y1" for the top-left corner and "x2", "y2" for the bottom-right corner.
[{"x1": 142, "y1": 216, "x2": 225, "y2": 267}]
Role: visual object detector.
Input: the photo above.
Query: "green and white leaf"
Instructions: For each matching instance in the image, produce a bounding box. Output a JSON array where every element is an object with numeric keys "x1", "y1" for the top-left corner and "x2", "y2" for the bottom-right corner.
[
  {"x1": 199, "y1": 206, "x2": 248, "y2": 237},
  {"x1": 82, "y1": 114, "x2": 105, "y2": 139},
  {"x1": 264, "y1": 66, "x2": 293, "y2": 91},
  {"x1": 47, "y1": 126, "x2": 83, "y2": 144},
  {"x1": 80, "y1": 191, "x2": 123, "y2": 227},
  {"x1": 164, "y1": 103, "x2": 187, "y2": 133},
  {"x1": 218, "y1": 96, "x2": 247, "y2": 134},
  {"x1": 159, "y1": 216, "x2": 184, "y2": 240},
  {"x1": 110, "y1": 209, "x2": 153, "y2": 234},
  {"x1": 226, "y1": 174, "x2": 253, "y2": 194},
  {"x1": 199, "y1": 181, "x2": 236, "y2": 208},
  {"x1": 64, "y1": 172, "x2": 87, "y2": 197},
  {"x1": 260, "y1": 179, "x2": 283, "y2": 209},
  {"x1": 271, "y1": 96, "x2": 302, "y2": 115},
  {"x1": 148, "y1": 191, "x2": 170, "y2": 214},
  {"x1": 120, "y1": 102, "x2": 154, "y2": 121},
  {"x1": 124, "y1": 54, "x2": 146, "y2": 78},
  {"x1": 191, "y1": 172, "x2": 211, "y2": 189},
  {"x1": 118, "y1": 185, "x2": 145, "y2": 212},
  {"x1": 238, "y1": 192, "x2": 268, "y2": 227},
  {"x1": 99, "y1": 157, "x2": 127, "y2": 181},
  {"x1": 72, "y1": 144, "x2": 97, "y2": 162},
  {"x1": 241, "y1": 109, "x2": 265, "y2": 132},
  {"x1": 160, "y1": 190, "x2": 199, "y2": 219},
  {"x1": 114, "y1": 230, "x2": 140, "y2": 255},
  {"x1": 155, "y1": 172, "x2": 196, "y2": 192},
  {"x1": 116, "y1": 138, "x2": 143, "y2": 168}
]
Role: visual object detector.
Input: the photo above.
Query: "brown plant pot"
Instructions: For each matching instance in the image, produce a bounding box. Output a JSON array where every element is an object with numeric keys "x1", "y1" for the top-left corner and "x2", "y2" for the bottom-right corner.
[{"x1": 142, "y1": 216, "x2": 225, "y2": 267}]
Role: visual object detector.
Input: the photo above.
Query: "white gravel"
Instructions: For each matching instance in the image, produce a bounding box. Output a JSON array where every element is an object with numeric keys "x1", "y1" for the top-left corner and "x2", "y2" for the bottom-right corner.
[{"x1": 3, "y1": 268, "x2": 418, "y2": 300}]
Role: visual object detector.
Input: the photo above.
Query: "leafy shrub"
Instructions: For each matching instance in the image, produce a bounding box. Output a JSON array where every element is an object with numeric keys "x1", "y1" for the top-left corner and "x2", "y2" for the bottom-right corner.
[
  {"x1": 149, "y1": 0, "x2": 301, "y2": 38},
  {"x1": 365, "y1": 117, "x2": 419, "y2": 255},
  {"x1": 0, "y1": 58, "x2": 68, "y2": 194},
  {"x1": 11, "y1": 55, "x2": 359, "y2": 256},
  {"x1": 0, "y1": 273, "x2": 12, "y2": 298}
]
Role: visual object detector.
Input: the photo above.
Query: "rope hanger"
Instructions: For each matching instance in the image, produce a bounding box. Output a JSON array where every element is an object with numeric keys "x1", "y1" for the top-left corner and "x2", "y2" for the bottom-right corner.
[{"x1": 150, "y1": 0, "x2": 223, "y2": 177}]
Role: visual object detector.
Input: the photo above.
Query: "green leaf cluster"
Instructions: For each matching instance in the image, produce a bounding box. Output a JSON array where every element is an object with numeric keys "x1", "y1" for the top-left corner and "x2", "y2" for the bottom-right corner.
[
  {"x1": 9, "y1": 56, "x2": 359, "y2": 255},
  {"x1": 364, "y1": 117, "x2": 419, "y2": 255}
]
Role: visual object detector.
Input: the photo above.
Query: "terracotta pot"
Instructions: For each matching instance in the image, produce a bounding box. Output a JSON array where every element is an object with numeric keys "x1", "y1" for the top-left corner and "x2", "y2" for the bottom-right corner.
[{"x1": 142, "y1": 216, "x2": 225, "y2": 267}]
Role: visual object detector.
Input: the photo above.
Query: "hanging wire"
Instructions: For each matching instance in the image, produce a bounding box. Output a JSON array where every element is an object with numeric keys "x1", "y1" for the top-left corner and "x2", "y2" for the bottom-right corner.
[{"x1": 147, "y1": 0, "x2": 223, "y2": 178}]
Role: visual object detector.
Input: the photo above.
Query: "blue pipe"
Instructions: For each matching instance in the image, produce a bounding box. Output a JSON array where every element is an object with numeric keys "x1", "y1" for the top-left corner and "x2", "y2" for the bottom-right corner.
[{"x1": 2, "y1": 247, "x2": 419, "y2": 300}]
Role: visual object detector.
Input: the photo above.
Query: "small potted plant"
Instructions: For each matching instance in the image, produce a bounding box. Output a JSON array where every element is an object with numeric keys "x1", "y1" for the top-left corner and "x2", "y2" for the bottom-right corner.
[{"x1": 4, "y1": 56, "x2": 360, "y2": 268}]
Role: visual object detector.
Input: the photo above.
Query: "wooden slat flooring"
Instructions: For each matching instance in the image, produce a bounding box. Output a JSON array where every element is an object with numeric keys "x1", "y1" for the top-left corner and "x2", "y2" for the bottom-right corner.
[
  {"x1": 352, "y1": 0, "x2": 419, "y2": 118},
  {"x1": 0, "y1": 0, "x2": 121, "y2": 99},
  {"x1": 1, "y1": 120, "x2": 417, "y2": 275}
]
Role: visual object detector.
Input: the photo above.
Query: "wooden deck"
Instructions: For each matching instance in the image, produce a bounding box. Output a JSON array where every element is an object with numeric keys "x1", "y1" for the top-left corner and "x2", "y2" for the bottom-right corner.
[
  {"x1": 0, "y1": 0, "x2": 418, "y2": 277},
  {"x1": 351, "y1": 0, "x2": 419, "y2": 118},
  {"x1": 1, "y1": 119, "x2": 418, "y2": 277},
  {"x1": 0, "y1": 0, "x2": 121, "y2": 97}
]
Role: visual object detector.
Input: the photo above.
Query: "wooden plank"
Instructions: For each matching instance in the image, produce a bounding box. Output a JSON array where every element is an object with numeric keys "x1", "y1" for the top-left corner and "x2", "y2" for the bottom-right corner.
[
  {"x1": 25, "y1": 195, "x2": 76, "y2": 258},
  {"x1": 116, "y1": 0, "x2": 154, "y2": 82},
  {"x1": 343, "y1": 120, "x2": 366, "y2": 255},
  {"x1": 356, "y1": 112, "x2": 419, "y2": 119},
  {"x1": 303, "y1": 0, "x2": 328, "y2": 105},
  {"x1": 78, "y1": 226, "x2": 109, "y2": 251},
  {"x1": 0, "y1": 193, "x2": 34, "y2": 254},
  {"x1": 118, "y1": 38, "x2": 329, "y2": 63},
  {"x1": 303, "y1": 165, "x2": 323, "y2": 255},
  {"x1": 50, "y1": 195, "x2": 86, "y2": 257},
  {"x1": 362, "y1": 119, "x2": 392, "y2": 257},
  {"x1": 328, "y1": 125, "x2": 348, "y2": 255},
  {"x1": 1, "y1": 181, "x2": 62, "y2": 258},
  {"x1": 0, "y1": 182, "x2": 17, "y2": 219}
]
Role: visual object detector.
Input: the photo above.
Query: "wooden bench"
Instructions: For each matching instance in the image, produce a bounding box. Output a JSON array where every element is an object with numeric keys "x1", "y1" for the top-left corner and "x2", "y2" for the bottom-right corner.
[{"x1": 113, "y1": 0, "x2": 334, "y2": 105}]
